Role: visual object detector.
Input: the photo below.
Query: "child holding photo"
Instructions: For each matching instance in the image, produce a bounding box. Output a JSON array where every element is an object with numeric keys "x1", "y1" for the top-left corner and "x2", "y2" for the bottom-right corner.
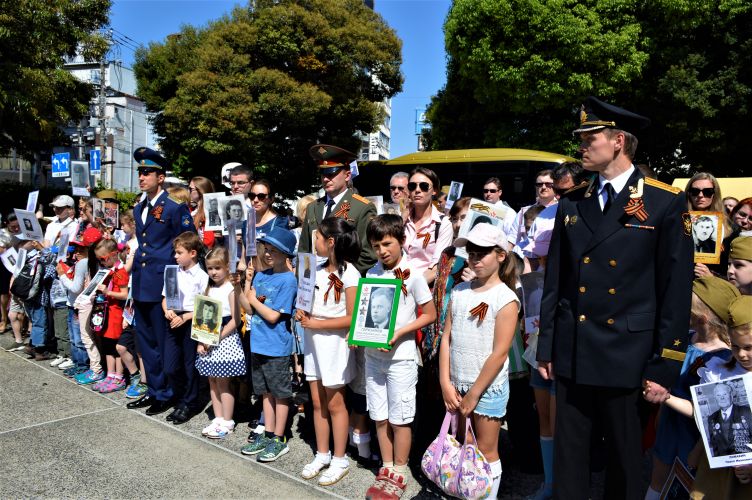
[
  {"x1": 239, "y1": 227, "x2": 297, "y2": 462},
  {"x1": 363, "y1": 214, "x2": 437, "y2": 498},
  {"x1": 439, "y1": 223, "x2": 520, "y2": 498},
  {"x1": 195, "y1": 248, "x2": 246, "y2": 439},
  {"x1": 294, "y1": 218, "x2": 360, "y2": 485},
  {"x1": 647, "y1": 295, "x2": 752, "y2": 498},
  {"x1": 161, "y1": 232, "x2": 209, "y2": 425}
]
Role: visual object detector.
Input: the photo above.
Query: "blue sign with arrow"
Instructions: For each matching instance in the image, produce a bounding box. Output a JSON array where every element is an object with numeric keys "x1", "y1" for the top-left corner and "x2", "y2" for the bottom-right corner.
[
  {"x1": 51, "y1": 152, "x2": 70, "y2": 178},
  {"x1": 90, "y1": 148, "x2": 101, "y2": 174}
]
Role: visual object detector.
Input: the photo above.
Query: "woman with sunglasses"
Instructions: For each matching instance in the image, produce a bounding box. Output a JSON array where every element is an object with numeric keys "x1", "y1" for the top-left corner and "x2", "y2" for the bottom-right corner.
[
  {"x1": 685, "y1": 173, "x2": 729, "y2": 278},
  {"x1": 251, "y1": 180, "x2": 290, "y2": 241},
  {"x1": 404, "y1": 167, "x2": 453, "y2": 286},
  {"x1": 189, "y1": 176, "x2": 216, "y2": 249}
]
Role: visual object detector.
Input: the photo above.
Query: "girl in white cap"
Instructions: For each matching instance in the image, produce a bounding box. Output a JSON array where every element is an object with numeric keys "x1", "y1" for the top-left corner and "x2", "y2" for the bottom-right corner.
[{"x1": 439, "y1": 222, "x2": 520, "y2": 498}]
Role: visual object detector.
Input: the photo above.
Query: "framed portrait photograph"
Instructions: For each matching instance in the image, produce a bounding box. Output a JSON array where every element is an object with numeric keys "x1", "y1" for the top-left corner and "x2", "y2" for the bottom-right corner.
[
  {"x1": 26, "y1": 190, "x2": 39, "y2": 213},
  {"x1": 689, "y1": 211, "x2": 723, "y2": 264},
  {"x1": 445, "y1": 181, "x2": 464, "y2": 211},
  {"x1": 164, "y1": 265, "x2": 181, "y2": 311},
  {"x1": 690, "y1": 374, "x2": 752, "y2": 468},
  {"x1": 659, "y1": 457, "x2": 694, "y2": 500},
  {"x1": 13, "y1": 208, "x2": 44, "y2": 242},
  {"x1": 191, "y1": 295, "x2": 223, "y2": 346},
  {"x1": 1, "y1": 247, "x2": 18, "y2": 274},
  {"x1": 75, "y1": 269, "x2": 111, "y2": 306},
  {"x1": 382, "y1": 202, "x2": 401, "y2": 216},
  {"x1": 70, "y1": 160, "x2": 90, "y2": 196},
  {"x1": 295, "y1": 252, "x2": 316, "y2": 313},
  {"x1": 91, "y1": 198, "x2": 106, "y2": 223},
  {"x1": 245, "y1": 203, "x2": 257, "y2": 257},
  {"x1": 104, "y1": 201, "x2": 119, "y2": 229},
  {"x1": 224, "y1": 220, "x2": 239, "y2": 273},
  {"x1": 220, "y1": 194, "x2": 247, "y2": 235},
  {"x1": 454, "y1": 198, "x2": 506, "y2": 259},
  {"x1": 203, "y1": 192, "x2": 227, "y2": 232},
  {"x1": 348, "y1": 278, "x2": 402, "y2": 349}
]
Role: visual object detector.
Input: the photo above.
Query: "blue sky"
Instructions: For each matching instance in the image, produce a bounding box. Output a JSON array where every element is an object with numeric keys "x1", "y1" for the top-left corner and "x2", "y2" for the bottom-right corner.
[{"x1": 109, "y1": 0, "x2": 452, "y2": 158}]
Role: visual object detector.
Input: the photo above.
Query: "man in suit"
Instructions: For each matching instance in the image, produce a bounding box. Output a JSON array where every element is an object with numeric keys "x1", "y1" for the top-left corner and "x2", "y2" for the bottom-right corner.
[
  {"x1": 707, "y1": 383, "x2": 752, "y2": 457},
  {"x1": 536, "y1": 97, "x2": 694, "y2": 500},
  {"x1": 126, "y1": 147, "x2": 196, "y2": 417},
  {"x1": 298, "y1": 144, "x2": 377, "y2": 275}
]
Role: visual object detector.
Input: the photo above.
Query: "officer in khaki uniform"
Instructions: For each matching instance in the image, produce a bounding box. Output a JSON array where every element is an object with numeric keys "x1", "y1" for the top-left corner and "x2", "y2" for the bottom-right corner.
[
  {"x1": 536, "y1": 97, "x2": 693, "y2": 500},
  {"x1": 298, "y1": 144, "x2": 377, "y2": 275}
]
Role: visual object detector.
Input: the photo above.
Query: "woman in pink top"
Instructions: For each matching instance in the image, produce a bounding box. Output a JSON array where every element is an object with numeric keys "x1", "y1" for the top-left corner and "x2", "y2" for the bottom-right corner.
[{"x1": 403, "y1": 167, "x2": 453, "y2": 286}]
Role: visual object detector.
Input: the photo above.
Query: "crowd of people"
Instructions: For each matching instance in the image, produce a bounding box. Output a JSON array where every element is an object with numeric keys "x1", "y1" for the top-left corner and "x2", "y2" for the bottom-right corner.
[{"x1": 1, "y1": 96, "x2": 752, "y2": 500}]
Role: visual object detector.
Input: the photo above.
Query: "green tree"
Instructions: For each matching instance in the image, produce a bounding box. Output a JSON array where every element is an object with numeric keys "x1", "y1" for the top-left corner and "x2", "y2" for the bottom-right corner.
[
  {"x1": 427, "y1": 0, "x2": 752, "y2": 177},
  {"x1": 0, "y1": 0, "x2": 111, "y2": 157},
  {"x1": 134, "y1": 0, "x2": 403, "y2": 196}
]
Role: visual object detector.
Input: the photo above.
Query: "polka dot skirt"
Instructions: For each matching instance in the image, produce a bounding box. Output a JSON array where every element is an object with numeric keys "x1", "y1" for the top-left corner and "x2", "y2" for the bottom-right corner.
[{"x1": 195, "y1": 317, "x2": 246, "y2": 377}]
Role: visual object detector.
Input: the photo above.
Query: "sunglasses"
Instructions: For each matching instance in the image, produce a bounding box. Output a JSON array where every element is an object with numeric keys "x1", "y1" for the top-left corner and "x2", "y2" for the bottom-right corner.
[
  {"x1": 138, "y1": 167, "x2": 159, "y2": 176},
  {"x1": 689, "y1": 187, "x2": 715, "y2": 197},
  {"x1": 408, "y1": 181, "x2": 432, "y2": 192},
  {"x1": 390, "y1": 185, "x2": 406, "y2": 191},
  {"x1": 248, "y1": 192, "x2": 269, "y2": 201},
  {"x1": 535, "y1": 182, "x2": 554, "y2": 188},
  {"x1": 483, "y1": 189, "x2": 499, "y2": 194}
]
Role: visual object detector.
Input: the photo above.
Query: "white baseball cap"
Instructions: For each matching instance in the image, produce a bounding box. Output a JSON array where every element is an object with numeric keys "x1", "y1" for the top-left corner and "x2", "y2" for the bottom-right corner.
[
  {"x1": 50, "y1": 195, "x2": 75, "y2": 208},
  {"x1": 454, "y1": 223, "x2": 506, "y2": 248}
]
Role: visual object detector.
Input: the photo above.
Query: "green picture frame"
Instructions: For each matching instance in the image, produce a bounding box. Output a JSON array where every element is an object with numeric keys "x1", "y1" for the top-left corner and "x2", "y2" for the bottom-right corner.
[{"x1": 348, "y1": 277, "x2": 403, "y2": 349}]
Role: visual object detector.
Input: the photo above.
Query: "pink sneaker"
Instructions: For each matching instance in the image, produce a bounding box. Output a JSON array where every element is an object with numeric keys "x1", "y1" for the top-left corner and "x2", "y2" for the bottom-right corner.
[
  {"x1": 99, "y1": 376, "x2": 126, "y2": 393},
  {"x1": 92, "y1": 375, "x2": 113, "y2": 392}
]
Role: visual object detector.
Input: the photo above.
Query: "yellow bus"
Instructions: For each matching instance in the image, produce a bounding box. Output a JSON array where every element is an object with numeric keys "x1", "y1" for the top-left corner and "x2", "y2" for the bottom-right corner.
[{"x1": 356, "y1": 148, "x2": 577, "y2": 209}]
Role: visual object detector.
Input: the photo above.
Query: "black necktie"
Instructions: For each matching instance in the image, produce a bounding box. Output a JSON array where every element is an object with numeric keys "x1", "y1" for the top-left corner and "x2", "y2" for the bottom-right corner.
[
  {"x1": 603, "y1": 183, "x2": 615, "y2": 214},
  {"x1": 324, "y1": 199, "x2": 335, "y2": 219}
]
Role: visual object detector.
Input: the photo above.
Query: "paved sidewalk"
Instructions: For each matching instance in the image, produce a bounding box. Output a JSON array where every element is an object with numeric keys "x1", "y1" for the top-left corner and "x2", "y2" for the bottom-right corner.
[{"x1": 0, "y1": 342, "x2": 580, "y2": 499}]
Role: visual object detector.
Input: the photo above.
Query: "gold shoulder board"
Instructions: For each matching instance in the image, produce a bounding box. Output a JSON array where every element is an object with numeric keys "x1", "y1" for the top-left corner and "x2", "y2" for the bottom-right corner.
[
  {"x1": 351, "y1": 193, "x2": 372, "y2": 205},
  {"x1": 167, "y1": 195, "x2": 182, "y2": 204},
  {"x1": 644, "y1": 177, "x2": 682, "y2": 195}
]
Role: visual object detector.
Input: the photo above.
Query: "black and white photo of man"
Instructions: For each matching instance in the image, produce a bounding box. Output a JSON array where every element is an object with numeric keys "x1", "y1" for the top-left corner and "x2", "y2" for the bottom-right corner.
[
  {"x1": 365, "y1": 286, "x2": 394, "y2": 330},
  {"x1": 693, "y1": 214, "x2": 718, "y2": 254},
  {"x1": 706, "y1": 382, "x2": 752, "y2": 457}
]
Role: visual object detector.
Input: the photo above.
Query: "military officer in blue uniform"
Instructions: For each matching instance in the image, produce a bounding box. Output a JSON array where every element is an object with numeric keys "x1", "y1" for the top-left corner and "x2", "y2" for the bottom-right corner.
[
  {"x1": 126, "y1": 147, "x2": 196, "y2": 415},
  {"x1": 536, "y1": 97, "x2": 694, "y2": 500}
]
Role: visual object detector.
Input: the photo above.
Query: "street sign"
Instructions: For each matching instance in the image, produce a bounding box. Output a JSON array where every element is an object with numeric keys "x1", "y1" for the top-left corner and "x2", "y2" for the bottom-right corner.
[
  {"x1": 90, "y1": 148, "x2": 101, "y2": 174},
  {"x1": 51, "y1": 152, "x2": 70, "y2": 178}
]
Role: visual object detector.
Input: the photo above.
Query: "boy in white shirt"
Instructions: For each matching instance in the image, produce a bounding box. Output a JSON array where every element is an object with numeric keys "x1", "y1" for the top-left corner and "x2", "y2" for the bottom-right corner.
[
  {"x1": 161, "y1": 232, "x2": 209, "y2": 424},
  {"x1": 364, "y1": 214, "x2": 437, "y2": 499}
]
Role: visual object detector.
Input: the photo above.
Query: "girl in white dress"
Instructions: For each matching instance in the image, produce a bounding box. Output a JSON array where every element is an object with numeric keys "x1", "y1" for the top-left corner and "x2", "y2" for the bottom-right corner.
[
  {"x1": 439, "y1": 223, "x2": 520, "y2": 498},
  {"x1": 295, "y1": 218, "x2": 361, "y2": 486}
]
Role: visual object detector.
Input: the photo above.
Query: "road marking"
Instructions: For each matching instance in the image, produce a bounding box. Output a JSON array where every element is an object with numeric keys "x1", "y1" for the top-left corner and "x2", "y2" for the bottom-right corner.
[{"x1": 0, "y1": 407, "x2": 117, "y2": 436}]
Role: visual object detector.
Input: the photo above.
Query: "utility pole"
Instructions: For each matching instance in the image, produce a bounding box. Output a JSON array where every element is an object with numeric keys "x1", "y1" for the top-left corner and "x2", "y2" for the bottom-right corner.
[{"x1": 99, "y1": 29, "x2": 111, "y2": 187}]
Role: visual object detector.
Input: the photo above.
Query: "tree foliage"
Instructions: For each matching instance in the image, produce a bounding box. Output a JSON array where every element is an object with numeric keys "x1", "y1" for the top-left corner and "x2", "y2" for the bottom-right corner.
[
  {"x1": 0, "y1": 0, "x2": 111, "y2": 157},
  {"x1": 134, "y1": 0, "x2": 403, "y2": 195},
  {"x1": 426, "y1": 0, "x2": 752, "y2": 177}
]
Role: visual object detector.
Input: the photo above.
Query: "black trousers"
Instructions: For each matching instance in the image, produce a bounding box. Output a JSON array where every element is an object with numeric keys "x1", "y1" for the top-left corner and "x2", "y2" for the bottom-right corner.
[
  {"x1": 554, "y1": 377, "x2": 642, "y2": 500},
  {"x1": 164, "y1": 321, "x2": 199, "y2": 410}
]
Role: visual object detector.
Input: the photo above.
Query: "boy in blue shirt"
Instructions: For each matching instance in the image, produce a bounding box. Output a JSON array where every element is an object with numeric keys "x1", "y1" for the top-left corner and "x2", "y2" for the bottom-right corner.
[{"x1": 240, "y1": 227, "x2": 298, "y2": 462}]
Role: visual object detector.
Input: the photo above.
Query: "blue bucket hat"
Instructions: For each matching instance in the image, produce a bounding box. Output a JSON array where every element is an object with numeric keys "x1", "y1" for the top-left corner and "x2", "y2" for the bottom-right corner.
[{"x1": 258, "y1": 226, "x2": 296, "y2": 257}]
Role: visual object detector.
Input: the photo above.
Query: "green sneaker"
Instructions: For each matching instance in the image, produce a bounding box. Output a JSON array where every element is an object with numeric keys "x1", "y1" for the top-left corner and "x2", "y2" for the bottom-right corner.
[
  {"x1": 257, "y1": 437, "x2": 289, "y2": 462},
  {"x1": 241, "y1": 434, "x2": 272, "y2": 456}
]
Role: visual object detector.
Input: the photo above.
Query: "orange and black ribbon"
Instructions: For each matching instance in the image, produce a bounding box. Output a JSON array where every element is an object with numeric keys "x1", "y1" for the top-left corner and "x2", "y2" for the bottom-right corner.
[
  {"x1": 393, "y1": 267, "x2": 410, "y2": 295},
  {"x1": 469, "y1": 302, "x2": 489, "y2": 322},
  {"x1": 323, "y1": 273, "x2": 344, "y2": 304},
  {"x1": 624, "y1": 198, "x2": 649, "y2": 222},
  {"x1": 333, "y1": 201, "x2": 351, "y2": 220},
  {"x1": 416, "y1": 232, "x2": 431, "y2": 249},
  {"x1": 257, "y1": 295, "x2": 267, "y2": 304},
  {"x1": 150, "y1": 204, "x2": 164, "y2": 221}
]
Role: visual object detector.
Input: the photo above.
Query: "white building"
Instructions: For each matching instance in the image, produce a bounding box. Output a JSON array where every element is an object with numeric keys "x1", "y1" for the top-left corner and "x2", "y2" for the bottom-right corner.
[
  {"x1": 358, "y1": 98, "x2": 392, "y2": 161},
  {"x1": 61, "y1": 55, "x2": 155, "y2": 192}
]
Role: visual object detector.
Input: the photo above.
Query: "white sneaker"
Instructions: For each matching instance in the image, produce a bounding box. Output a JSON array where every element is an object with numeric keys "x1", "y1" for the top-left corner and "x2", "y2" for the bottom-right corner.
[
  {"x1": 206, "y1": 420, "x2": 235, "y2": 439},
  {"x1": 318, "y1": 457, "x2": 349, "y2": 486},
  {"x1": 58, "y1": 359, "x2": 74, "y2": 370},
  {"x1": 202, "y1": 418, "x2": 222, "y2": 436},
  {"x1": 49, "y1": 355, "x2": 65, "y2": 367}
]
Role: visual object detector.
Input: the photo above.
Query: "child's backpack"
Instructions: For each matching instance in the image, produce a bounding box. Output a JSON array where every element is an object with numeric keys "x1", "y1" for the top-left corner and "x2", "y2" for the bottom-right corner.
[{"x1": 10, "y1": 255, "x2": 42, "y2": 301}]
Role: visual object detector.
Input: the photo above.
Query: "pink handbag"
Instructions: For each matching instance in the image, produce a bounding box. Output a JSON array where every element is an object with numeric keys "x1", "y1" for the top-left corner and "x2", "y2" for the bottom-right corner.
[{"x1": 421, "y1": 411, "x2": 493, "y2": 499}]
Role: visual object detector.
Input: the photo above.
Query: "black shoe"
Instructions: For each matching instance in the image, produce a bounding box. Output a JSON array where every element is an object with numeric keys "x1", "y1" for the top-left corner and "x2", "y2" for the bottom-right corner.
[
  {"x1": 171, "y1": 407, "x2": 193, "y2": 425},
  {"x1": 165, "y1": 407, "x2": 181, "y2": 422},
  {"x1": 127, "y1": 394, "x2": 156, "y2": 409},
  {"x1": 145, "y1": 399, "x2": 172, "y2": 416}
]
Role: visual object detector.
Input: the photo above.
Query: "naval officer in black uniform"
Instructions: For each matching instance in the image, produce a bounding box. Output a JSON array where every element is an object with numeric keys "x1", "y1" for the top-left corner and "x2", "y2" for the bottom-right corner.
[{"x1": 536, "y1": 97, "x2": 693, "y2": 499}]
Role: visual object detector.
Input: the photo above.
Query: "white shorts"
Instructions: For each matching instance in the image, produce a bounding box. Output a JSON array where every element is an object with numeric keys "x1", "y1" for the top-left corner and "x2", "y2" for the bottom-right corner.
[{"x1": 365, "y1": 356, "x2": 418, "y2": 425}]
